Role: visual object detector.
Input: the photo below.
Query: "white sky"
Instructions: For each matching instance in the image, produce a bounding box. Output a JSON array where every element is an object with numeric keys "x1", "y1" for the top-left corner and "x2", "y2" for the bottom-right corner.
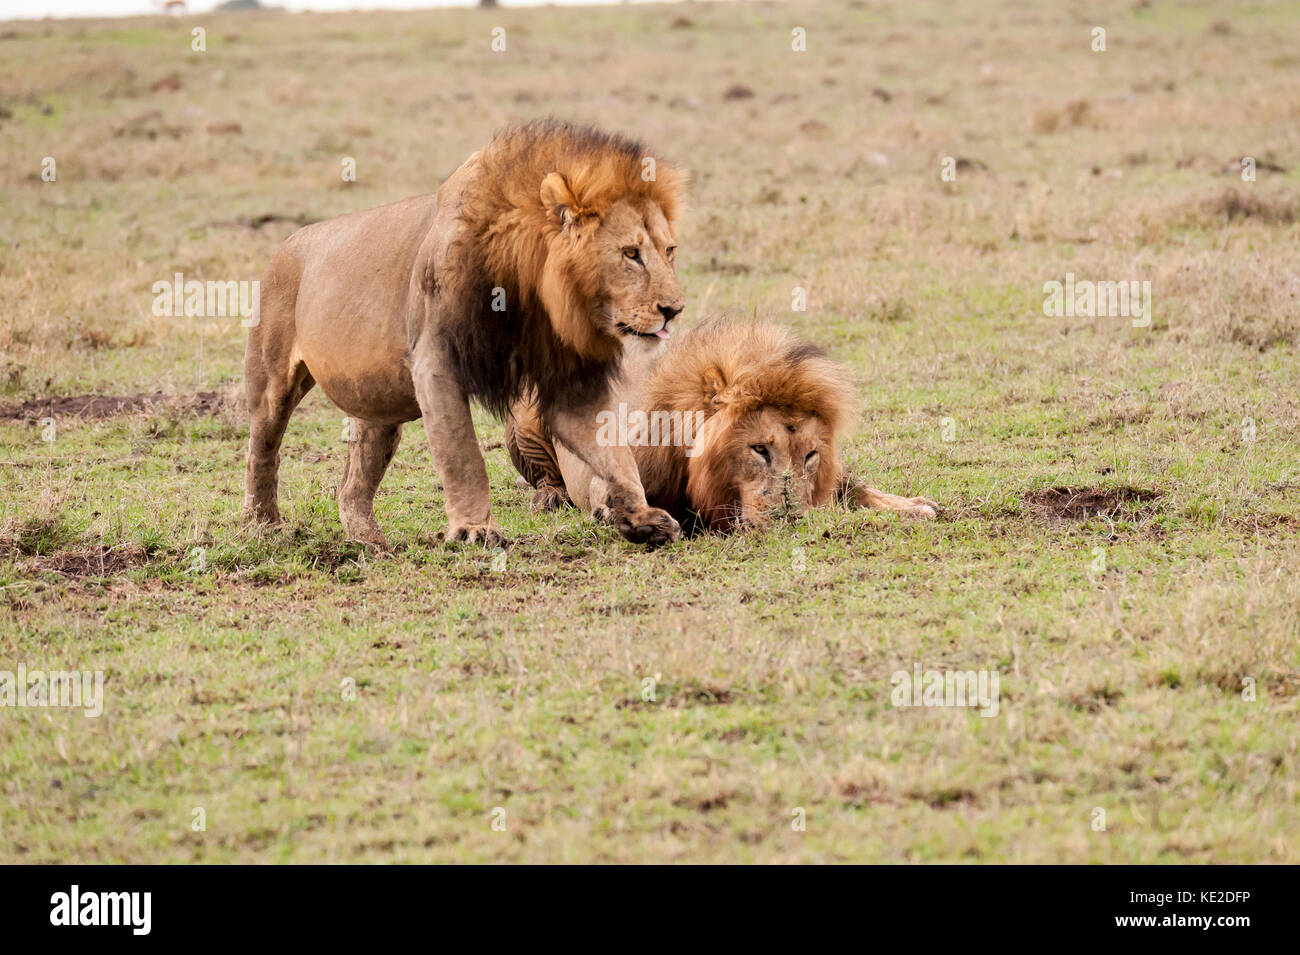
[{"x1": 0, "y1": 0, "x2": 673, "y2": 19}]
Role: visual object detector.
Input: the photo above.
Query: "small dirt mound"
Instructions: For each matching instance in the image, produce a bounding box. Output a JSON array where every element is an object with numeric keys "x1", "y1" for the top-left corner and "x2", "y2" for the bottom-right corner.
[
  {"x1": 1024, "y1": 486, "x2": 1159, "y2": 522},
  {"x1": 27, "y1": 544, "x2": 148, "y2": 577},
  {"x1": 0, "y1": 391, "x2": 228, "y2": 421}
]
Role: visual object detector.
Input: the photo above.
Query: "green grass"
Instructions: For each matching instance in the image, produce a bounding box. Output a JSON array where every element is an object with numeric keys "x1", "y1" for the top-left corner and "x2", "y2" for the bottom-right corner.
[{"x1": 1, "y1": 0, "x2": 1298, "y2": 863}]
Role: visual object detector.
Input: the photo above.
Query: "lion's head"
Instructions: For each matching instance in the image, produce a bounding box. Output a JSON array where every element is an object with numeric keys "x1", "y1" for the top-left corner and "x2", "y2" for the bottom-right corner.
[
  {"x1": 638, "y1": 321, "x2": 855, "y2": 532},
  {"x1": 465, "y1": 120, "x2": 686, "y2": 384},
  {"x1": 540, "y1": 173, "x2": 684, "y2": 347}
]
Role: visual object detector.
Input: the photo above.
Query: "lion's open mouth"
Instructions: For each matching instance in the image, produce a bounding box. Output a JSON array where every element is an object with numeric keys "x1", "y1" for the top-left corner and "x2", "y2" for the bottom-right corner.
[{"x1": 617, "y1": 322, "x2": 671, "y2": 340}]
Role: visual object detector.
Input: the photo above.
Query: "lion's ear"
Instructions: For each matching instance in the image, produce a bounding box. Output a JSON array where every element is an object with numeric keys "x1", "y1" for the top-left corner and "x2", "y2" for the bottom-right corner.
[
  {"x1": 702, "y1": 365, "x2": 728, "y2": 409},
  {"x1": 540, "y1": 172, "x2": 590, "y2": 231}
]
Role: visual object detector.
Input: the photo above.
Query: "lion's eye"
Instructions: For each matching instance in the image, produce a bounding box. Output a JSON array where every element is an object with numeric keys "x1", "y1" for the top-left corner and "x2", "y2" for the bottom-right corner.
[
  {"x1": 623, "y1": 247, "x2": 641, "y2": 262},
  {"x1": 752, "y1": 444, "x2": 770, "y2": 463},
  {"x1": 805, "y1": 450, "x2": 818, "y2": 466},
  {"x1": 665, "y1": 246, "x2": 676, "y2": 261}
]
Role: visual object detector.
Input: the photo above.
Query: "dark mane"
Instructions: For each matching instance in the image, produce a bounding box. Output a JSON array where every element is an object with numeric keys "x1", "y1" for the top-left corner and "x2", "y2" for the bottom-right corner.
[{"x1": 444, "y1": 271, "x2": 621, "y2": 417}]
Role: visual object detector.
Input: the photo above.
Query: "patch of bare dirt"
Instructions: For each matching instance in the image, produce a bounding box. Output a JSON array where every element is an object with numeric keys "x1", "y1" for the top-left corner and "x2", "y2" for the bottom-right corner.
[
  {"x1": 1024, "y1": 486, "x2": 1160, "y2": 522},
  {"x1": 675, "y1": 790, "x2": 738, "y2": 812},
  {"x1": 616, "y1": 681, "x2": 735, "y2": 709},
  {"x1": 241, "y1": 213, "x2": 318, "y2": 230},
  {"x1": 0, "y1": 391, "x2": 229, "y2": 421},
  {"x1": 910, "y1": 786, "x2": 978, "y2": 809},
  {"x1": 207, "y1": 212, "x2": 319, "y2": 231},
  {"x1": 27, "y1": 544, "x2": 148, "y2": 577}
]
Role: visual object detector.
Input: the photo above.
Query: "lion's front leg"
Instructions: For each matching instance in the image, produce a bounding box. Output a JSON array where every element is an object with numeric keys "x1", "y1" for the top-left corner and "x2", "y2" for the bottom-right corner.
[
  {"x1": 838, "y1": 472, "x2": 939, "y2": 520},
  {"x1": 548, "y1": 405, "x2": 680, "y2": 545},
  {"x1": 410, "y1": 345, "x2": 506, "y2": 547}
]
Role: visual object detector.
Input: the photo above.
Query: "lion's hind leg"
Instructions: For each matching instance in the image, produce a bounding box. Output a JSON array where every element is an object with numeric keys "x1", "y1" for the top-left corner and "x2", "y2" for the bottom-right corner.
[
  {"x1": 839, "y1": 473, "x2": 939, "y2": 520},
  {"x1": 243, "y1": 348, "x2": 314, "y2": 526},
  {"x1": 338, "y1": 420, "x2": 402, "y2": 551},
  {"x1": 529, "y1": 483, "x2": 571, "y2": 512},
  {"x1": 505, "y1": 397, "x2": 571, "y2": 513}
]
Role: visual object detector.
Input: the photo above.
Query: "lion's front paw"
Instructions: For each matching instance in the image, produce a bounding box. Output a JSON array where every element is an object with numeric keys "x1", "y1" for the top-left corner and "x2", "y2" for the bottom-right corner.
[
  {"x1": 902, "y1": 497, "x2": 939, "y2": 520},
  {"x1": 613, "y1": 506, "x2": 681, "y2": 546},
  {"x1": 242, "y1": 501, "x2": 283, "y2": 527},
  {"x1": 340, "y1": 514, "x2": 394, "y2": 553},
  {"x1": 441, "y1": 522, "x2": 508, "y2": 548},
  {"x1": 350, "y1": 531, "x2": 393, "y2": 554}
]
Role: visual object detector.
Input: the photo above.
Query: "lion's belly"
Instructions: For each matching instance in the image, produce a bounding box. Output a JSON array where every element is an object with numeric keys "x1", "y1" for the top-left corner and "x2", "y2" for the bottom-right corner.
[
  {"x1": 288, "y1": 196, "x2": 436, "y2": 424},
  {"x1": 295, "y1": 293, "x2": 419, "y2": 423},
  {"x1": 304, "y1": 348, "x2": 420, "y2": 424}
]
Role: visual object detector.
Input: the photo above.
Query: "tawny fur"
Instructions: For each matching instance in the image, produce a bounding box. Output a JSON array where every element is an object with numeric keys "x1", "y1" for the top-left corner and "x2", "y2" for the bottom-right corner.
[
  {"x1": 243, "y1": 118, "x2": 688, "y2": 550},
  {"x1": 507, "y1": 319, "x2": 939, "y2": 533},
  {"x1": 639, "y1": 321, "x2": 854, "y2": 525}
]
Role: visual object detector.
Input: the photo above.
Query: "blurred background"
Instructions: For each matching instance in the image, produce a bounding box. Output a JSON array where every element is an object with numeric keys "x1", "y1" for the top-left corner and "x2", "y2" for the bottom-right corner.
[{"x1": 1, "y1": 0, "x2": 685, "y2": 20}]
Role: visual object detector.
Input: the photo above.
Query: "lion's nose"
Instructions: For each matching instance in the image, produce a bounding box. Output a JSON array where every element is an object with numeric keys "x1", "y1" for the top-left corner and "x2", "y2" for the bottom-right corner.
[{"x1": 657, "y1": 303, "x2": 683, "y2": 324}]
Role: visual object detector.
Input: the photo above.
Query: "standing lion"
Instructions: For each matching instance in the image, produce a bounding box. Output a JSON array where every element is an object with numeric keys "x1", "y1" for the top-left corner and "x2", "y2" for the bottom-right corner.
[
  {"x1": 507, "y1": 320, "x2": 938, "y2": 532},
  {"x1": 243, "y1": 120, "x2": 686, "y2": 550}
]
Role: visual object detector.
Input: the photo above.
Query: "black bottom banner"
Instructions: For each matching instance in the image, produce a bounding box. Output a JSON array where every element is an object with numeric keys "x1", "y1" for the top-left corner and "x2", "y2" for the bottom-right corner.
[{"x1": 0, "y1": 863, "x2": 1283, "y2": 943}]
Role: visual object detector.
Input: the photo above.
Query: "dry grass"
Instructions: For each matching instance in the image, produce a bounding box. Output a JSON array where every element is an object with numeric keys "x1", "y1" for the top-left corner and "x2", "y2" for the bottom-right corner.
[{"x1": 1, "y1": 0, "x2": 1298, "y2": 863}]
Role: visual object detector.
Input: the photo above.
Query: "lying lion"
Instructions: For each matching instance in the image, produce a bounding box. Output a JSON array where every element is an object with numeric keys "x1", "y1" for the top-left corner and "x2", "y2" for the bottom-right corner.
[
  {"x1": 507, "y1": 320, "x2": 938, "y2": 532},
  {"x1": 244, "y1": 120, "x2": 687, "y2": 549}
]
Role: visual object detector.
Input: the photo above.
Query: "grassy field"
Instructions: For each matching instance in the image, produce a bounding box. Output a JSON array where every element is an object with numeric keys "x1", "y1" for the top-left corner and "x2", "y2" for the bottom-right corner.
[{"x1": 2, "y1": 0, "x2": 1298, "y2": 863}]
